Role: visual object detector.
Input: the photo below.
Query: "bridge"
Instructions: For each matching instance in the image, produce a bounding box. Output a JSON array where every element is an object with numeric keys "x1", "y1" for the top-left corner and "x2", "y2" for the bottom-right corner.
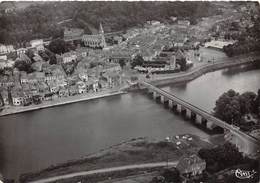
[{"x1": 140, "y1": 81, "x2": 260, "y2": 155}]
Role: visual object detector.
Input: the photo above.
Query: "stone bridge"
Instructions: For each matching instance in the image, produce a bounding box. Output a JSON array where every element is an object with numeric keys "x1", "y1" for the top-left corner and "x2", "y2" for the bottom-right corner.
[{"x1": 140, "y1": 81, "x2": 260, "y2": 155}]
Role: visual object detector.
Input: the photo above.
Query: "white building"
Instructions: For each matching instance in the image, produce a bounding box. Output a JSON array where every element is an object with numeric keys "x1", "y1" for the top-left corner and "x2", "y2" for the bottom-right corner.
[
  {"x1": 0, "y1": 44, "x2": 15, "y2": 54},
  {"x1": 177, "y1": 20, "x2": 190, "y2": 26},
  {"x1": 0, "y1": 59, "x2": 15, "y2": 69},
  {"x1": 30, "y1": 39, "x2": 44, "y2": 51},
  {"x1": 62, "y1": 52, "x2": 77, "y2": 64},
  {"x1": 205, "y1": 40, "x2": 236, "y2": 49}
]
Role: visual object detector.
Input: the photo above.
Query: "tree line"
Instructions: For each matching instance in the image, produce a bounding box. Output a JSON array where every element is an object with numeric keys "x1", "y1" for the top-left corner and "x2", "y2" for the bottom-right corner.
[{"x1": 0, "y1": 2, "x2": 221, "y2": 45}]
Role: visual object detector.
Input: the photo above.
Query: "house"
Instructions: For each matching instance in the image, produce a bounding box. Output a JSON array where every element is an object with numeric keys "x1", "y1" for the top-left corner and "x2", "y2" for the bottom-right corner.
[
  {"x1": 0, "y1": 59, "x2": 15, "y2": 69},
  {"x1": 69, "y1": 85, "x2": 78, "y2": 96},
  {"x1": 16, "y1": 48, "x2": 27, "y2": 57},
  {"x1": 31, "y1": 62, "x2": 43, "y2": 72},
  {"x1": 11, "y1": 88, "x2": 25, "y2": 106},
  {"x1": 48, "y1": 82, "x2": 59, "y2": 94},
  {"x1": 107, "y1": 51, "x2": 132, "y2": 63},
  {"x1": 22, "y1": 90, "x2": 33, "y2": 105},
  {"x1": 204, "y1": 40, "x2": 236, "y2": 50},
  {"x1": 44, "y1": 93, "x2": 53, "y2": 101},
  {"x1": 0, "y1": 89, "x2": 10, "y2": 105},
  {"x1": 0, "y1": 44, "x2": 15, "y2": 54},
  {"x1": 61, "y1": 51, "x2": 77, "y2": 64},
  {"x1": 17, "y1": 53, "x2": 31, "y2": 64},
  {"x1": 78, "y1": 71, "x2": 88, "y2": 82},
  {"x1": 77, "y1": 81, "x2": 86, "y2": 94},
  {"x1": 59, "y1": 87, "x2": 69, "y2": 97},
  {"x1": 102, "y1": 72, "x2": 122, "y2": 88},
  {"x1": 29, "y1": 84, "x2": 39, "y2": 95},
  {"x1": 99, "y1": 80, "x2": 109, "y2": 89},
  {"x1": 0, "y1": 55, "x2": 7, "y2": 61},
  {"x1": 90, "y1": 78, "x2": 99, "y2": 92},
  {"x1": 177, "y1": 20, "x2": 190, "y2": 26},
  {"x1": 20, "y1": 72, "x2": 28, "y2": 84},
  {"x1": 176, "y1": 154, "x2": 206, "y2": 178},
  {"x1": 30, "y1": 39, "x2": 44, "y2": 51}
]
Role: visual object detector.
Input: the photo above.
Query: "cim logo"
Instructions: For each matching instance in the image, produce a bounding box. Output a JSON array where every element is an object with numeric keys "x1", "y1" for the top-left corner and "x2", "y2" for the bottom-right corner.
[{"x1": 235, "y1": 169, "x2": 257, "y2": 179}]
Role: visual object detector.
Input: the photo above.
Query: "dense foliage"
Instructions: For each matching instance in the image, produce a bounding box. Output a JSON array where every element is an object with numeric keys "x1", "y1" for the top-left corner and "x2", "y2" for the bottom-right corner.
[
  {"x1": 0, "y1": 2, "x2": 221, "y2": 44},
  {"x1": 214, "y1": 89, "x2": 260, "y2": 125},
  {"x1": 223, "y1": 15, "x2": 260, "y2": 57},
  {"x1": 150, "y1": 168, "x2": 180, "y2": 183},
  {"x1": 198, "y1": 143, "x2": 253, "y2": 173}
]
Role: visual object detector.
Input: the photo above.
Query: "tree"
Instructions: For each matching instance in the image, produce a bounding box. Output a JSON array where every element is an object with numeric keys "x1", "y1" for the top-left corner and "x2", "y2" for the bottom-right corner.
[
  {"x1": 161, "y1": 168, "x2": 180, "y2": 183},
  {"x1": 198, "y1": 143, "x2": 247, "y2": 173},
  {"x1": 119, "y1": 59, "x2": 126, "y2": 68},
  {"x1": 131, "y1": 54, "x2": 144, "y2": 68},
  {"x1": 38, "y1": 50, "x2": 50, "y2": 62},
  {"x1": 255, "y1": 89, "x2": 260, "y2": 116},
  {"x1": 214, "y1": 89, "x2": 241, "y2": 124},
  {"x1": 48, "y1": 38, "x2": 68, "y2": 55},
  {"x1": 14, "y1": 61, "x2": 33, "y2": 73},
  {"x1": 239, "y1": 91, "x2": 256, "y2": 115},
  {"x1": 176, "y1": 58, "x2": 187, "y2": 71},
  {"x1": 26, "y1": 49, "x2": 35, "y2": 60},
  {"x1": 49, "y1": 55, "x2": 57, "y2": 65}
]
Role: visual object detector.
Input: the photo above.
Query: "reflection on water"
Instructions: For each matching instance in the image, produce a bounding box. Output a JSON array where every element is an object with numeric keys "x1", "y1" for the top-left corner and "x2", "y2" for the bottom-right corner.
[{"x1": 222, "y1": 63, "x2": 260, "y2": 76}]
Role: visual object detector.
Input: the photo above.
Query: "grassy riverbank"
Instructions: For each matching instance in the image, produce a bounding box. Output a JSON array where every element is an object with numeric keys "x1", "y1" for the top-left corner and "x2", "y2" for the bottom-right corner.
[{"x1": 20, "y1": 134, "x2": 212, "y2": 183}]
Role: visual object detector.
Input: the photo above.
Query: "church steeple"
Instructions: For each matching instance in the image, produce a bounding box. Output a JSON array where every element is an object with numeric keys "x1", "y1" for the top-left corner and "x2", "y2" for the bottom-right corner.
[{"x1": 99, "y1": 23, "x2": 104, "y2": 35}]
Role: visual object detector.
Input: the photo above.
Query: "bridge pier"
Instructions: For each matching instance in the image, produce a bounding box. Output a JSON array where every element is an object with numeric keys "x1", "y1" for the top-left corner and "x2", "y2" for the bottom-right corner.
[
  {"x1": 153, "y1": 91, "x2": 157, "y2": 100},
  {"x1": 160, "y1": 95, "x2": 164, "y2": 103},
  {"x1": 206, "y1": 121, "x2": 214, "y2": 130},
  {"x1": 186, "y1": 109, "x2": 192, "y2": 119},
  {"x1": 176, "y1": 104, "x2": 182, "y2": 113},
  {"x1": 195, "y1": 114, "x2": 202, "y2": 124},
  {"x1": 168, "y1": 100, "x2": 173, "y2": 108}
]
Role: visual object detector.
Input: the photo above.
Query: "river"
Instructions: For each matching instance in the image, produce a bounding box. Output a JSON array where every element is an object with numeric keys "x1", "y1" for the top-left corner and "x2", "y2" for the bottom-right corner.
[{"x1": 0, "y1": 65, "x2": 260, "y2": 180}]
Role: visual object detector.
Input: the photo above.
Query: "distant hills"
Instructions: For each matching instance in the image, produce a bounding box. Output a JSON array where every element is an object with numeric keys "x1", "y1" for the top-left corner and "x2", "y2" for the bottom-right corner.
[{"x1": 0, "y1": 1, "x2": 225, "y2": 45}]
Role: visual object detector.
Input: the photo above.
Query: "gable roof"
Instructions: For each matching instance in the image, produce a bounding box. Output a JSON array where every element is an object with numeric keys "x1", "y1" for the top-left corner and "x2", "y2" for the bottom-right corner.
[{"x1": 176, "y1": 154, "x2": 205, "y2": 173}]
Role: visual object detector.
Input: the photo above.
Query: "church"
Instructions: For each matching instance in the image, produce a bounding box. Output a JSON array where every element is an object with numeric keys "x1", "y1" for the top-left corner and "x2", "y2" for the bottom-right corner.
[{"x1": 82, "y1": 23, "x2": 107, "y2": 49}]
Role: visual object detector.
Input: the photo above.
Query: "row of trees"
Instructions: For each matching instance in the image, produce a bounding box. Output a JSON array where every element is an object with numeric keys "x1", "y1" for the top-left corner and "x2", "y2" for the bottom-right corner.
[
  {"x1": 223, "y1": 41, "x2": 260, "y2": 57},
  {"x1": 214, "y1": 89, "x2": 260, "y2": 125}
]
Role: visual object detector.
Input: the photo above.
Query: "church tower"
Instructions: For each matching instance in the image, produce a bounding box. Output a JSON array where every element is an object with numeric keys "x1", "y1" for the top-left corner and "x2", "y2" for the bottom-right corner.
[{"x1": 99, "y1": 23, "x2": 107, "y2": 48}]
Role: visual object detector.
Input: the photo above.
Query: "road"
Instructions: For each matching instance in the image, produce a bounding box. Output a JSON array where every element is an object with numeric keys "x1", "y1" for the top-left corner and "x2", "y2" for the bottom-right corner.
[{"x1": 28, "y1": 161, "x2": 178, "y2": 183}]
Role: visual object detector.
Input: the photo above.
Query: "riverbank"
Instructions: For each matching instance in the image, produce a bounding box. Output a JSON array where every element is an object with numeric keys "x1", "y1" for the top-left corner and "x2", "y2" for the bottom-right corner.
[
  {"x1": 1, "y1": 52, "x2": 259, "y2": 117},
  {"x1": 148, "y1": 52, "x2": 260, "y2": 86},
  {"x1": 0, "y1": 88, "x2": 127, "y2": 117},
  {"x1": 20, "y1": 134, "x2": 212, "y2": 183}
]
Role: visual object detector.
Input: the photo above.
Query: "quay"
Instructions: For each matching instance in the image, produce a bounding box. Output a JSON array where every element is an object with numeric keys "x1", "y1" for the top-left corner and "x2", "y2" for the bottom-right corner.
[{"x1": 0, "y1": 89, "x2": 126, "y2": 117}]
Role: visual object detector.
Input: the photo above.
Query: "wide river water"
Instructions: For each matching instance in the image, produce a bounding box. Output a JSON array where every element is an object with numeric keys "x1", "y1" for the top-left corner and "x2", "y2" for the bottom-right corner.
[{"x1": 0, "y1": 65, "x2": 260, "y2": 179}]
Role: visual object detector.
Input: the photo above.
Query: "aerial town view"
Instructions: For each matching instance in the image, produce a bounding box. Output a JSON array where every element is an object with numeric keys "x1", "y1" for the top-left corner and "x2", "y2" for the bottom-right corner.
[{"x1": 0, "y1": 1, "x2": 260, "y2": 183}]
